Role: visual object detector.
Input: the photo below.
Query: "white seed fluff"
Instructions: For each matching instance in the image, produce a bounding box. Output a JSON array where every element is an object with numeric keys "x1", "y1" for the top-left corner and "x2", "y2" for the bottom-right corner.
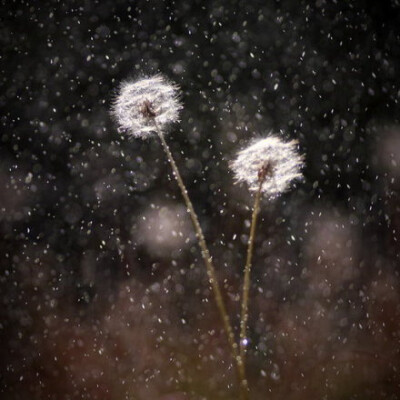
[
  {"x1": 111, "y1": 75, "x2": 182, "y2": 138},
  {"x1": 230, "y1": 135, "x2": 304, "y2": 197}
]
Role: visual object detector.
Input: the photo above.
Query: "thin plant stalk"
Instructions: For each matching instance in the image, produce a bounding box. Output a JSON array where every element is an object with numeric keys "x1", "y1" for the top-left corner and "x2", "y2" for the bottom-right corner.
[
  {"x1": 154, "y1": 123, "x2": 249, "y2": 399},
  {"x1": 239, "y1": 174, "x2": 265, "y2": 365}
]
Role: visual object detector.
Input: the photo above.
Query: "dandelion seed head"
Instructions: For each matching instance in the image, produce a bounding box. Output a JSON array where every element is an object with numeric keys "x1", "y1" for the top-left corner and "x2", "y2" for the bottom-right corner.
[
  {"x1": 111, "y1": 75, "x2": 182, "y2": 138},
  {"x1": 230, "y1": 135, "x2": 304, "y2": 197}
]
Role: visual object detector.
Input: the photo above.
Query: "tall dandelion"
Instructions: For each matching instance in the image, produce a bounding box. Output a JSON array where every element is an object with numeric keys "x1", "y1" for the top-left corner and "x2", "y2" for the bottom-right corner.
[
  {"x1": 111, "y1": 74, "x2": 248, "y2": 399},
  {"x1": 111, "y1": 75, "x2": 182, "y2": 138},
  {"x1": 230, "y1": 135, "x2": 304, "y2": 375}
]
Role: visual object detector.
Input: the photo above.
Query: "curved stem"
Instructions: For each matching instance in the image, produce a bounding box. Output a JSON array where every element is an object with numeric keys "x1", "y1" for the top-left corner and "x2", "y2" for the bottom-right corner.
[
  {"x1": 155, "y1": 125, "x2": 248, "y2": 399},
  {"x1": 240, "y1": 178, "x2": 264, "y2": 365}
]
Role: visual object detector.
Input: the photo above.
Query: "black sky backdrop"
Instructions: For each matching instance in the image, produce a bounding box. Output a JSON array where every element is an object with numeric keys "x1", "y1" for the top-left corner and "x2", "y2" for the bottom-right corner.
[{"x1": 1, "y1": 1, "x2": 400, "y2": 399}]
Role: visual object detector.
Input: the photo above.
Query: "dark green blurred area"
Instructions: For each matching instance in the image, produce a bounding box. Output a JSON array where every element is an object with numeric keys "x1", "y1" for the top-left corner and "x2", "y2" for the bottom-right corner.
[{"x1": 1, "y1": 1, "x2": 400, "y2": 399}]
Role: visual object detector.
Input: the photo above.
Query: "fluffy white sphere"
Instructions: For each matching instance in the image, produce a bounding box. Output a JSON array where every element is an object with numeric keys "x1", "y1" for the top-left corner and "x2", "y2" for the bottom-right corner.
[
  {"x1": 230, "y1": 135, "x2": 304, "y2": 197},
  {"x1": 111, "y1": 75, "x2": 182, "y2": 138}
]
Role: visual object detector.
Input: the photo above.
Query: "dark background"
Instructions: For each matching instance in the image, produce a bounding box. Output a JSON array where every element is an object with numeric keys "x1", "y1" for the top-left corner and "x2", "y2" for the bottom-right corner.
[{"x1": 1, "y1": 0, "x2": 400, "y2": 399}]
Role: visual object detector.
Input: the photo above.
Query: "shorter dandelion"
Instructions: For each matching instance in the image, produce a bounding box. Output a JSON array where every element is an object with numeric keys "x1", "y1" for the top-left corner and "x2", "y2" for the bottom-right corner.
[
  {"x1": 230, "y1": 135, "x2": 304, "y2": 198},
  {"x1": 111, "y1": 74, "x2": 182, "y2": 138},
  {"x1": 230, "y1": 134, "x2": 304, "y2": 376}
]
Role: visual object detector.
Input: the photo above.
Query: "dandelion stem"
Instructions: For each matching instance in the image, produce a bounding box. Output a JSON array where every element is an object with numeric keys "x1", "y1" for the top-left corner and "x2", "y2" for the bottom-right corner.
[
  {"x1": 240, "y1": 175, "x2": 264, "y2": 367},
  {"x1": 155, "y1": 124, "x2": 249, "y2": 399}
]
